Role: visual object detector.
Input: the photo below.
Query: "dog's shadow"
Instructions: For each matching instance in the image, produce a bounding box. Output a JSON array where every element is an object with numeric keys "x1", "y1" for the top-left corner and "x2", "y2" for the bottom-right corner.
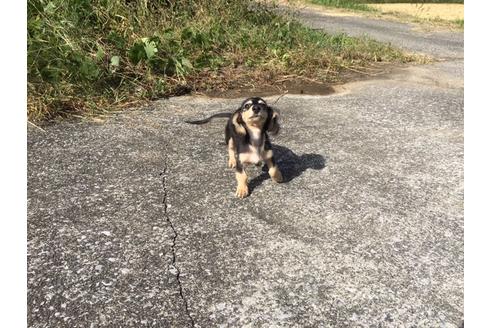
[{"x1": 249, "y1": 144, "x2": 326, "y2": 191}]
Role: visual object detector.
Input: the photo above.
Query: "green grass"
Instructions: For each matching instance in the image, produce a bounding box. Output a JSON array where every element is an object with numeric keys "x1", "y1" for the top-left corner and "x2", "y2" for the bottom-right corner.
[
  {"x1": 28, "y1": 0, "x2": 417, "y2": 122},
  {"x1": 309, "y1": 0, "x2": 376, "y2": 12},
  {"x1": 453, "y1": 19, "x2": 464, "y2": 28}
]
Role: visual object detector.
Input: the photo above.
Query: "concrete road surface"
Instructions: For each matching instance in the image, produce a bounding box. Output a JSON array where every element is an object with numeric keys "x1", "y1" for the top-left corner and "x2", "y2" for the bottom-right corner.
[{"x1": 28, "y1": 6, "x2": 463, "y2": 328}]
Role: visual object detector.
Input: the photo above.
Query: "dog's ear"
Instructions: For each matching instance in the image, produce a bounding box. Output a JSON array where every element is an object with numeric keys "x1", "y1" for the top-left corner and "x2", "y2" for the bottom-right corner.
[
  {"x1": 267, "y1": 108, "x2": 280, "y2": 135},
  {"x1": 232, "y1": 110, "x2": 246, "y2": 136}
]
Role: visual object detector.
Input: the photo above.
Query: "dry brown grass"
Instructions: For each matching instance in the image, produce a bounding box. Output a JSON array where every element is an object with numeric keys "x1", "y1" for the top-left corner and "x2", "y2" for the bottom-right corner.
[{"x1": 367, "y1": 3, "x2": 463, "y2": 21}]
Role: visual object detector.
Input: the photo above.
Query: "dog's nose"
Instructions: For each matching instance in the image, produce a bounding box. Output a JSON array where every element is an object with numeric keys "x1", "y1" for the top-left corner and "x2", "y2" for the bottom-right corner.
[{"x1": 252, "y1": 105, "x2": 260, "y2": 113}]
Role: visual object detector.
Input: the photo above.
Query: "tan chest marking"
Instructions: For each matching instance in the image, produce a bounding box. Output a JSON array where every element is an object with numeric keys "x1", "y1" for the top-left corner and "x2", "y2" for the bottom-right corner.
[
  {"x1": 239, "y1": 127, "x2": 263, "y2": 165},
  {"x1": 239, "y1": 146, "x2": 262, "y2": 164}
]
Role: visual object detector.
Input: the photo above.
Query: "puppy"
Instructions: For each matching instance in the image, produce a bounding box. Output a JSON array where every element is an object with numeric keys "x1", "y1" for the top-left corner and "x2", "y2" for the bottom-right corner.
[{"x1": 185, "y1": 97, "x2": 283, "y2": 198}]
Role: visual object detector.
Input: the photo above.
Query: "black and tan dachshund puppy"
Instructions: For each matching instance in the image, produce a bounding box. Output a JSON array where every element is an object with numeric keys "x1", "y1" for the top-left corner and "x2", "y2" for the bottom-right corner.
[{"x1": 185, "y1": 97, "x2": 283, "y2": 198}]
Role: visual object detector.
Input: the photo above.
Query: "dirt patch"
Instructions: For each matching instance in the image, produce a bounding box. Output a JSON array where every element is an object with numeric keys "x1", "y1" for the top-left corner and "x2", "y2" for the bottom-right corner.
[
  {"x1": 198, "y1": 62, "x2": 406, "y2": 99},
  {"x1": 200, "y1": 79, "x2": 336, "y2": 98},
  {"x1": 368, "y1": 3, "x2": 463, "y2": 21},
  {"x1": 187, "y1": 64, "x2": 340, "y2": 98}
]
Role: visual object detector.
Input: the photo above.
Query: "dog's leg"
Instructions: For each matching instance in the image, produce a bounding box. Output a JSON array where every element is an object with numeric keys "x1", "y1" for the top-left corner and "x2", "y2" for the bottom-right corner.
[
  {"x1": 227, "y1": 138, "x2": 237, "y2": 168},
  {"x1": 235, "y1": 160, "x2": 249, "y2": 198},
  {"x1": 263, "y1": 149, "x2": 283, "y2": 183}
]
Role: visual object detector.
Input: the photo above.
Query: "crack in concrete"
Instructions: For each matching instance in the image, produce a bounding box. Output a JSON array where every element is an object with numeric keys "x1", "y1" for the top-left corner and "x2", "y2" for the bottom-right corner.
[{"x1": 161, "y1": 167, "x2": 196, "y2": 328}]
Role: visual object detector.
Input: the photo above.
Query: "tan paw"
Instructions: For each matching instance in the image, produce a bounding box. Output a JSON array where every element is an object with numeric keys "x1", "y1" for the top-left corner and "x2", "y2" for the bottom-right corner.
[
  {"x1": 269, "y1": 168, "x2": 283, "y2": 183},
  {"x1": 228, "y1": 157, "x2": 236, "y2": 168},
  {"x1": 235, "y1": 184, "x2": 249, "y2": 198}
]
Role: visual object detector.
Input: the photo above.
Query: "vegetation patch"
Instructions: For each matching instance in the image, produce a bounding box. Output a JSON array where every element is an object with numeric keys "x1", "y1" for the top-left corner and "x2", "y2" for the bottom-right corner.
[
  {"x1": 28, "y1": 0, "x2": 418, "y2": 122},
  {"x1": 308, "y1": 0, "x2": 376, "y2": 12}
]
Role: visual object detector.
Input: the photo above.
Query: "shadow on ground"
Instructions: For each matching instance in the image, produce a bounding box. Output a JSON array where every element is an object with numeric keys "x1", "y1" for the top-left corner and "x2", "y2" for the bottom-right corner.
[{"x1": 249, "y1": 144, "x2": 326, "y2": 191}]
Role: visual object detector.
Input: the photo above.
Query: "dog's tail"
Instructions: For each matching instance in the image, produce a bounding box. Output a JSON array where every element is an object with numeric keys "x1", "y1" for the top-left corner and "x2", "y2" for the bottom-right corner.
[{"x1": 184, "y1": 112, "x2": 232, "y2": 124}]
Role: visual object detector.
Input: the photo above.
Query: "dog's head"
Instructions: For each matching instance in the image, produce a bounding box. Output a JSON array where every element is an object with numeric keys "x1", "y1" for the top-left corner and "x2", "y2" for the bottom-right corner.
[{"x1": 235, "y1": 97, "x2": 280, "y2": 135}]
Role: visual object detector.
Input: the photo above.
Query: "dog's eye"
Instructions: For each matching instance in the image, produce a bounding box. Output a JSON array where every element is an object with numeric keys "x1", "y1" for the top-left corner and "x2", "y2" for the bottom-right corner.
[{"x1": 243, "y1": 104, "x2": 251, "y2": 110}]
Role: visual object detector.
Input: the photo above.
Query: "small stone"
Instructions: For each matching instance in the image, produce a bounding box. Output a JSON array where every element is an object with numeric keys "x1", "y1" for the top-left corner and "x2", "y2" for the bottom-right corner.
[{"x1": 169, "y1": 266, "x2": 178, "y2": 275}]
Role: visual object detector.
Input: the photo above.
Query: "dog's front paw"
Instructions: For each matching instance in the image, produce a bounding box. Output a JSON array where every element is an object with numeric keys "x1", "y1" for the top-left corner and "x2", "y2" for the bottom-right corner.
[
  {"x1": 235, "y1": 184, "x2": 249, "y2": 198},
  {"x1": 269, "y1": 167, "x2": 283, "y2": 183},
  {"x1": 228, "y1": 157, "x2": 237, "y2": 168}
]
